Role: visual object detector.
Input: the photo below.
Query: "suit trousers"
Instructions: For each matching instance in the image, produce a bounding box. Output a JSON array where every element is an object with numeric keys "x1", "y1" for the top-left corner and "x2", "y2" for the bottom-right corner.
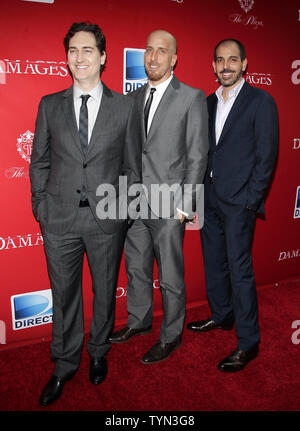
[
  {"x1": 200, "y1": 183, "x2": 260, "y2": 351},
  {"x1": 124, "y1": 217, "x2": 186, "y2": 343},
  {"x1": 41, "y1": 206, "x2": 126, "y2": 378}
]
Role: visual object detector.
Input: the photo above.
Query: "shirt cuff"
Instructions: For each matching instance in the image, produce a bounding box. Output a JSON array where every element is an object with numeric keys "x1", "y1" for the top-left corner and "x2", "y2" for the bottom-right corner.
[{"x1": 176, "y1": 208, "x2": 189, "y2": 217}]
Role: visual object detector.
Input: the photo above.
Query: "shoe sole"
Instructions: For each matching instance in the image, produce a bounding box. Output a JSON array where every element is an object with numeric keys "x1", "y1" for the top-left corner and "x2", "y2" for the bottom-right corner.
[
  {"x1": 40, "y1": 397, "x2": 60, "y2": 407},
  {"x1": 109, "y1": 328, "x2": 152, "y2": 344},
  {"x1": 40, "y1": 395, "x2": 60, "y2": 407},
  {"x1": 187, "y1": 324, "x2": 234, "y2": 333},
  {"x1": 39, "y1": 373, "x2": 75, "y2": 407},
  {"x1": 217, "y1": 354, "x2": 258, "y2": 373},
  {"x1": 90, "y1": 375, "x2": 107, "y2": 385},
  {"x1": 140, "y1": 342, "x2": 182, "y2": 365}
]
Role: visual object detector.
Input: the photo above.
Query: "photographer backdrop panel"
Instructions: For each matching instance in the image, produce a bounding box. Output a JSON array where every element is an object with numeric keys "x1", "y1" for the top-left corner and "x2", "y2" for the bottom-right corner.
[{"x1": 0, "y1": 0, "x2": 299, "y2": 348}]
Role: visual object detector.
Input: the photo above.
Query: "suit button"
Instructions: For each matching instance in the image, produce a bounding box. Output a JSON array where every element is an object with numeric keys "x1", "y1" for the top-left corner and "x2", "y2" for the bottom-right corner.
[
  {"x1": 143, "y1": 149, "x2": 147, "y2": 154},
  {"x1": 83, "y1": 163, "x2": 87, "y2": 168}
]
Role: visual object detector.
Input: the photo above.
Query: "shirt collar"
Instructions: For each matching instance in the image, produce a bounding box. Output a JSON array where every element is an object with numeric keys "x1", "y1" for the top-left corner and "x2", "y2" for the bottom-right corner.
[
  {"x1": 147, "y1": 73, "x2": 173, "y2": 94},
  {"x1": 215, "y1": 78, "x2": 245, "y2": 102},
  {"x1": 73, "y1": 81, "x2": 103, "y2": 101}
]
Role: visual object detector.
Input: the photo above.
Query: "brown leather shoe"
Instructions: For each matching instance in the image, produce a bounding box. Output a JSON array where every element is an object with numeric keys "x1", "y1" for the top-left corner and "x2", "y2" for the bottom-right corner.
[
  {"x1": 187, "y1": 317, "x2": 234, "y2": 332},
  {"x1": 109, "y1": 325, "x2": 152, "y2": 343},
  {"x1": 141, "y1": 336, "x2": 182, "y2": 364},
  {"x1": 218, "y1": 345, "x2": 259, "y2": 372}
]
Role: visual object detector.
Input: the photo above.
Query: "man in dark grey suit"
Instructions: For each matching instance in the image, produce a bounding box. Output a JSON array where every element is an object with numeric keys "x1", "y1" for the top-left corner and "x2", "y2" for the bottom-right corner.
[
  {"x1": 187, "y1": 39, "x2": 278, "y2": 372},
  {"x1": 30, "y1": 22, "x2": 141, "y2": 406},
  {"x1": 110, "y1": 30, "x2": 209, "y2": 364}
]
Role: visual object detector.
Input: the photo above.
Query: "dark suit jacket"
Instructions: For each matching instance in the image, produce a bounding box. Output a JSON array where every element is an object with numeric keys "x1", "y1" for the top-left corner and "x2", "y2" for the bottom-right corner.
[
  {"x1": 128, "y1": 75, "x2": 209, "y2": 218},
  {"x1": 30, "y1": 83, "x2": 142, "y2": 234},
  {"x1": 206, "y1": 81, "x2": 278, "y2": 215}
]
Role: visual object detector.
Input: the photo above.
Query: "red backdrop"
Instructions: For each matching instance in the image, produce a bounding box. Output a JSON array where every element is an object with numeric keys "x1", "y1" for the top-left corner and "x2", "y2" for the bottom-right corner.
[{"x1": 0, "y1": 0, "x2": 299, "y2": 349}]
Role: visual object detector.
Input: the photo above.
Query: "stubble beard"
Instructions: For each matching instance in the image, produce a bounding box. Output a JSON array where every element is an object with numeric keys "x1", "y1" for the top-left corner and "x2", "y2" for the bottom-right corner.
[{"x1": 218, "y1": 67, "x2": 243, "y2": 88}]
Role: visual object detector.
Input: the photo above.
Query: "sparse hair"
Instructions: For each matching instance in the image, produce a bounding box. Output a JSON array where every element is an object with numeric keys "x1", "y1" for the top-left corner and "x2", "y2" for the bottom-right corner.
[
  {"x1": 147, "y1": 29, "x2": 177, "y2": 54},
  {"x1": 214, "y1": 39, "x2": 246, "y2": 61}
]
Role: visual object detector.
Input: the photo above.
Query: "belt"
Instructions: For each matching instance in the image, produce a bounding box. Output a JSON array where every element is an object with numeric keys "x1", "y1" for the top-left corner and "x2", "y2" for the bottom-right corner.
[{"x1": 79, "y1": 199, "x2": 89, "y2": 207}]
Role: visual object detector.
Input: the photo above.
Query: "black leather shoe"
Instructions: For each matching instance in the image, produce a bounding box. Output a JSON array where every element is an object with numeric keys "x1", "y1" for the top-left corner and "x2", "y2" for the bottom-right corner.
[
  {"x1": 218, "y1": 345, "x2": 259, "y2": 372},
  {"x1": 39, "y1": 375, "x2": 70, "y2": 406},
  {"x1": 109, "y1": 325, "x2": 152, "y2": 343},
  {"x1": 141, "y1": 336, "x2": 182, "y2": 364},
  {"x1": 187, "y1": 317, "x2": 234, "y2": 332},
  {"x1": 89, "y1": 357, "x2": 108, "y2": 385}
]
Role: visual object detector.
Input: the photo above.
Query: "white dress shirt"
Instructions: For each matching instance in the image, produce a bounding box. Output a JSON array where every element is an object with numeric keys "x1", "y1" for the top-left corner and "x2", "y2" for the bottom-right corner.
[
  {"x1": 144, "y1": 74, "x2": 173, "y2": 134},
  {"x1": 73, "y1": 81, "x2": 103, "y2": 143},
  {"x1": 215, "y1": 78, "x2": 245, "y2": 144},
  {"x1": 144, "y1": 75, "x2": 188, "y2": 218}
]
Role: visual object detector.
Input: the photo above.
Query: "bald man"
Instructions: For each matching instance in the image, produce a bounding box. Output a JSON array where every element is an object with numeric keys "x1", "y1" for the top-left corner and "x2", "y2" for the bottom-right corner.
[{"x1": 109, "y1": 30, "x2": 209, "y2": 364}]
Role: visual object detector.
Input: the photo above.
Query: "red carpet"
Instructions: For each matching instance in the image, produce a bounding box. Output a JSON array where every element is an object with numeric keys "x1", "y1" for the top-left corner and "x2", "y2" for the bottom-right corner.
[{"x1": 0, "y1": 280, "x2": 299, "y2": 413}]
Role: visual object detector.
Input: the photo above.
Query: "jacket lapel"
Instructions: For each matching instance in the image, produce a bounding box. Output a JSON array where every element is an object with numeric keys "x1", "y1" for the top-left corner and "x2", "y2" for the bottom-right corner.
[
  {"x1": 86, "y1": 82, "x2": 112, "y2": 156},
  {"x1": 146, "y1": 75, "x2": 179, "y2": 142},
  {"x1": 208, "y1": 95, "x2": 217, "y2": 148},
  {"x1": 61, "y1": 86, "x2": 83, "y2": 155},
  {"x1": 61, "y1": 83, "x2": 114, "y2": 159},
  {"x1": 135, "y1": 85, "x2": 147, "y2": 144},
  {"x1": 217, "y1": 81, "x2": 251, "y2": 147}
]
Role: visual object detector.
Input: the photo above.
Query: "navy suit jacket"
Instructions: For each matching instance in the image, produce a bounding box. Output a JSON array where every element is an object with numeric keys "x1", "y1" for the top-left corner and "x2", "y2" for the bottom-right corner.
[{"x1": 206, "y1": 81, "x2": 278, "y2": 215}]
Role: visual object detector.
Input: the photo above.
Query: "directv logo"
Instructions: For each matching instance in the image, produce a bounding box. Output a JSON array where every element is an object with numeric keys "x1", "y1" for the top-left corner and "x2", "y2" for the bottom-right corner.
[
  {"x1": 294, "y1": 186, "x2": 300, "y2": 219},
  {"x1": 123, "y1": 48, "x2": 148, "y2": 94},
  {"x1": 11, "y1": 289, "x2": 53, "y2": 330}
]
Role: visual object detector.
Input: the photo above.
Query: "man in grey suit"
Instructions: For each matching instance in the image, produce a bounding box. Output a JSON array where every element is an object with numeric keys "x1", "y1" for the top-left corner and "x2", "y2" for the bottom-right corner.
[
  {"x1": 30, "y1": 22, "x2": 141, "y2": 406},
  {"x1": 110, "y1": 30, "x2": 209, "y2": 364}
]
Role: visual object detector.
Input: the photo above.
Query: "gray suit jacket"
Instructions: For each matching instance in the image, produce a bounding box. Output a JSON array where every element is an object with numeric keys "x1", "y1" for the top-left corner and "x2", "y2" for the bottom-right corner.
[
  {"x1": 129, "y1": 75, "x2": 209, "y2": 218},
  {"x1": 30, "y1": 83, "x2": 142, "y2": 234}
]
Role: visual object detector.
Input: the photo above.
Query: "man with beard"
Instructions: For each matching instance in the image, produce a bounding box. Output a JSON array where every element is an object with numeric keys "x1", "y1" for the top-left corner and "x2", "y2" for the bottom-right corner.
[
  {"x1": 187, "y1": 39, "x2": 278, "y2": 372},
  {"x1": 109, "y1": 30, "x2": 209, "y2": 364}
]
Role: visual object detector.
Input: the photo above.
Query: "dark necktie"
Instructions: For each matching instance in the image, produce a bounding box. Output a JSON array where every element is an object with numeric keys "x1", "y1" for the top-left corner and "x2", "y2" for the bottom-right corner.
[
  {"x1": 144, "y1": 87, "x2": 156, "y2": 136},
  {"x1": 79, "y1": 94, "x2": 90, "y2": 155},
  {"x1": 79, "y1": 94, "x2": 90, "y2": 202}
]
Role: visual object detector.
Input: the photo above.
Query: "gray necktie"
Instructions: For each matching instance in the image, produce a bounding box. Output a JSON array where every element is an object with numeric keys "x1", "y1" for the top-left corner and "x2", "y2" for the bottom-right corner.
[
  {"x1": 79, "y1": 94, "x2": 90, "y2": 155},
  {"x1": 144, "y1": 88, "x2": 156, "y2": 136}
]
